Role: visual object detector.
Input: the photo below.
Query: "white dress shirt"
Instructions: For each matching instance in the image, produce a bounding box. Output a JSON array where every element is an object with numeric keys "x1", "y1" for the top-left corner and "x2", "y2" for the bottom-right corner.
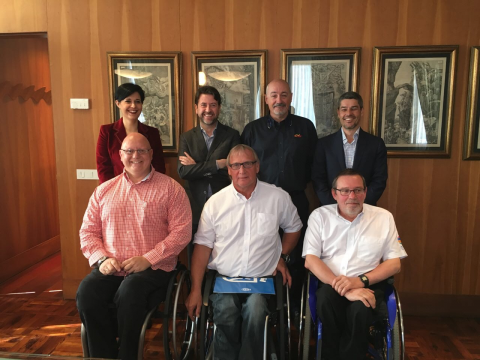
[
  {"x1": 194, "y1": 180, "x2": 303, "y2": 277},
  {"x1": 302, "y1": 204, "x2": 407, "y2": 277}
]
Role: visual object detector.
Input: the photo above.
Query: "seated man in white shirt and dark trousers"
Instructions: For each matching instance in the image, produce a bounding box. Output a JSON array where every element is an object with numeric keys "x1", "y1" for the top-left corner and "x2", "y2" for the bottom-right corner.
[
  {"x1": 186, "y1": 144, "x2": 302, "y2": 360},
  {"x1": 303, "y1": 168, "x2": 407, "y2": 360}
]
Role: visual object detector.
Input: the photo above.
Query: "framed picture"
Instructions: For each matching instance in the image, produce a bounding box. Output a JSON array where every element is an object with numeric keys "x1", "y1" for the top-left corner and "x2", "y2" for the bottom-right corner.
[
  {"x1": 464, "y1": 46, "x2": 480, "y2": 160},
  {"x1": 371, "y1": 45, "x2": 458, "y2": 157},
  {"x1": 281, "y1": 47, "x2": 361, "y2": 139},
  {"x1": 107, "y1": 52, "x2": 182, "y2": 154},
  {"x1": 191, "y1": 50, "x2": 267, "y2": 134}
]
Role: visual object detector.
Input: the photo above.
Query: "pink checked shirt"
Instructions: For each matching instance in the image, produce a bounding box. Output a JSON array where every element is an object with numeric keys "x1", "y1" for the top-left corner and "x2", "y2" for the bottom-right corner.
[{"x1": 80, "y1": 170, "x2": 192, "y2": 274}]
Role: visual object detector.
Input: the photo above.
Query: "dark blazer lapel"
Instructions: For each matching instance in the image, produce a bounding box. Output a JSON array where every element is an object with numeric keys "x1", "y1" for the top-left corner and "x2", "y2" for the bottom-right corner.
[
  {"x1": 207, "y1": 123, "x2": 225, "y2": 158},
  {"x1": 334, "y1": 129, "x2": 347, "y2": 169},
  {"x1": 353, "y1": 128, "x2": 367, "y2": 169},
  {"x1": 194, "y1": 126, "x2": 209, "y2": 159}
]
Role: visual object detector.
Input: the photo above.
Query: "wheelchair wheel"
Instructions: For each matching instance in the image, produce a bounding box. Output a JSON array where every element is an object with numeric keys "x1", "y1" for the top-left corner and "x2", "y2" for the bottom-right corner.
[
  {"x1": 301, "y1": 293, "x2": 312, "y2": 360},
  {"x1": 198, "y1": 271, "x2": 216, "y2": 360},
  {"x1": 389, "y1": 287, "x2": 404, "y2": 360},
  {"x1": 199, "y1": 299, "x2": 215, "y2": 360},
  {"x1": 163, "y1": 269, "x2": 195, "y2": 360}
]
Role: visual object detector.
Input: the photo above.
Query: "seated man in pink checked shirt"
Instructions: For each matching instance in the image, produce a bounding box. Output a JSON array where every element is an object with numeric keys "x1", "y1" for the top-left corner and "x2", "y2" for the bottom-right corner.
[{"x1": 76, "y1": 133, "x2": 192, "y2": 360}]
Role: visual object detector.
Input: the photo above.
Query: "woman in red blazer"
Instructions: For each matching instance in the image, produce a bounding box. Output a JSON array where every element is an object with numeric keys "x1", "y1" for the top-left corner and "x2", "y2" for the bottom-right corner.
[{"x1": 96, "y1": 83, "x2": 166, "y2": 183}]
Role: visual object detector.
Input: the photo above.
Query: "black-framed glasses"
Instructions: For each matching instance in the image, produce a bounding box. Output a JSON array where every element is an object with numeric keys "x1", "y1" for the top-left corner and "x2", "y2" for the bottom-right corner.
[
  {"x1": 334, "y1": 188, "x2": 365, "y2": 196},
  {"x1": 120, "y1": 148, "x2": 151, "y2": 155},
  {"x1": 228, "y1": 161, "x2": 257, "y2": 170}
]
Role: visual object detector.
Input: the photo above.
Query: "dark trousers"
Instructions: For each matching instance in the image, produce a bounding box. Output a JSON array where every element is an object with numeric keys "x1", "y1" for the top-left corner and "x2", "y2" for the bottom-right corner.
[
  {"x1": 287, "y1": 191, "x2": 309, "y2": 310},
  {"x1": 316, "y1": 282, "x2": 386, "y2": 360},
  {"x1": 76, "y1": 267, "x2": 172, "y2": 359}
]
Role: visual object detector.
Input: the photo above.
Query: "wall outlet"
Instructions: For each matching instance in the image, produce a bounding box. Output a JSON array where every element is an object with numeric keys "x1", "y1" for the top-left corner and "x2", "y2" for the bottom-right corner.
[
  {"x1": 77, "y1": 169, "x2": 99, "y2": 180},
  {"x1": 70, "y1": 98, "x2": 89, "y2": 109}
]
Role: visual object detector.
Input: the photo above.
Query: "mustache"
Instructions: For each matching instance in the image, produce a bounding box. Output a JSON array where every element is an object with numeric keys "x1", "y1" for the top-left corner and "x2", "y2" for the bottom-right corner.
[
  {"x1": 273, "y1": 103, "x2": 286, "y2": 108},
  {"x1": 202, "y1": 112, "x2": 215, "y2": 116},
  {"x1": 346, "y1": 200, "x2": 360, "y2": 204}
]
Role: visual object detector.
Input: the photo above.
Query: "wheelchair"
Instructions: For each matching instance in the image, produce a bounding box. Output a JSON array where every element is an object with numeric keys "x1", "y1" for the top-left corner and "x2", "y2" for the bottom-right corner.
[
  {"x1": 299, "y1": 272, "x2": 404, "y2": 360},
  {"x1": 80, "y1": 264, "x2": 194, "y2": 360},
  {"x1": 197, "y1": 271, "x2": 291, "y2": 360}
]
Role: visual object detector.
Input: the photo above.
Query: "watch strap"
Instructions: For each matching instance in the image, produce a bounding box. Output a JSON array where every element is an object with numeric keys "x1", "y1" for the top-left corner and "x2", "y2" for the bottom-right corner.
[{"x1": 358, "y1": 274, "x2": 369, "y2": 288}]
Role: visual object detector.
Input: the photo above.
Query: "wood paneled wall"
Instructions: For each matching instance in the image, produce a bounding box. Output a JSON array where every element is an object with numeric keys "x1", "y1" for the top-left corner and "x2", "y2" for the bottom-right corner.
[
  {"x1": 3, "y1": 0, "x2": 480, "y2": 312},
  {"x1": 0, "y1": 34, "x2": 60, "y2": 283},
  {"x1": 0, "y1": 0, "x2": 47, "y2": 33}
]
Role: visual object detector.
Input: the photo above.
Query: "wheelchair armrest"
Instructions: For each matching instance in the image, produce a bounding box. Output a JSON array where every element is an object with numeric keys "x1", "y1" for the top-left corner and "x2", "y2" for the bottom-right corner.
[{"x1": 202, "y1": 270, "x2": 217, "y2": 306}]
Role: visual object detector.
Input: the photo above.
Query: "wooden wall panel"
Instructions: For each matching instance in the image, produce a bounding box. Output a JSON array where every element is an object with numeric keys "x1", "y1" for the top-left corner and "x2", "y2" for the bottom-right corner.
[
  {"x1": 0, "y1": 0, "x2": 47, "y2": 33},
  {"x1": 0, "y1": 35, "x2": 59, "y2": 282},
  {"x1": 24, "y1": 0, "x2": 479, "y2": 303}
]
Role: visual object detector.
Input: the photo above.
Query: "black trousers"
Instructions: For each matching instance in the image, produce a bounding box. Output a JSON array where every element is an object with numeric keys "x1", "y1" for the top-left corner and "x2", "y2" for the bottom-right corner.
[
  {"x1": 76, "y1": 267, "x2": 172, "y2": 359},
  {"x1": 287, "y1": 190, "x2": 310, "y2": 310},
  {"x1": 316, "y1": 282, "x2": 386, "y2": 360}
]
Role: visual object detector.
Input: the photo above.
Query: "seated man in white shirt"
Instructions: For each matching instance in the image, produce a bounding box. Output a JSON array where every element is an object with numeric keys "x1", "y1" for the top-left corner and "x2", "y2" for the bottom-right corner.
[
  {"x1": 186, "y1": 144, "x2": 302, "y2": 360},
  {"x1": 303, "y1": 168, "x2": 407, "y2": 360}
]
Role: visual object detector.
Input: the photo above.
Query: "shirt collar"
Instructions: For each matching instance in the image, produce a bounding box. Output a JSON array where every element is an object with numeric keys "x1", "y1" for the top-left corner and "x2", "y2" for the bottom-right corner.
[
  {"x1": 341, "y1": 127, "x2": 360, "y2": 144},
  {"x1": 267, "y1": 114, "x2": 293, "y2": 129},
  {"x1": 231, "y1": 179, "x2": 259, "y2": 200},
  {"x1": 122, "y1": 166, "x2": 154, "y2": 184},
  {"x1": 334, "y1": 203, "x2": 365, "y2": 223},
  {"x1": 200, "y1": 123, "x2": 218, "y2": 137}
]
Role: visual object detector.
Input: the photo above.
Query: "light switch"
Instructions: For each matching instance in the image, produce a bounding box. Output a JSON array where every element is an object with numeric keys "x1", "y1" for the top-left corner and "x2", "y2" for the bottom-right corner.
[
  {"x1": 77, "y1": 169, "x2": 99, "y2": 180},
  {"x1": 70, "y1": 98, "x2": 90, "y2": 109}
]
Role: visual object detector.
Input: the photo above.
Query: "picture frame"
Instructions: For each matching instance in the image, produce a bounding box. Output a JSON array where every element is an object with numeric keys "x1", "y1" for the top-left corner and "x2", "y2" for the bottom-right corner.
[
  {"x1": 191, "y1": 50, "x2": 267, "y2": 134},
  {"x1": 280, "y1": 47, "x2": 361, "y2": 139},
  {"x1": 371, "y1": 45, "x2": 458, "y2": 157},
  {"x1": 463, "y1": 46, "x2": 480, "y2": 160},
  {"x1": 107, "y1": 51, "x2": 182, "y2": 154}
]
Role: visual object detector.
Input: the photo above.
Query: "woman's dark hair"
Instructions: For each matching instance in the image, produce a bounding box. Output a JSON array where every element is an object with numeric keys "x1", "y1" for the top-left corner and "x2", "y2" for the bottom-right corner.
[{"x1": 115, "y1": 83, "x2": 145, "y2": 103}]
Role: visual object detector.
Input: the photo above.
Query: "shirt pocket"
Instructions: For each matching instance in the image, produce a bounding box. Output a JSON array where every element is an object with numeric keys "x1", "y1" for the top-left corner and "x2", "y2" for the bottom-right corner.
[
  {"x1": 357, "y1": 236, "x2": 383, "y2": 264},
  {"x1": 257, "y1": 213, "x2": 278, "y2": 236}
]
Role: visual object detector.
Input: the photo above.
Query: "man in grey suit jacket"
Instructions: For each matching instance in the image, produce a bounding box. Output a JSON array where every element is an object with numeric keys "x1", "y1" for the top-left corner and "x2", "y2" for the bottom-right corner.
[
  {"x1": 312, "y1": 92, "x2": 388, "y2": 206},
  {"x1": 178, "y1": 86, "x2": 241, "y2": 229}
]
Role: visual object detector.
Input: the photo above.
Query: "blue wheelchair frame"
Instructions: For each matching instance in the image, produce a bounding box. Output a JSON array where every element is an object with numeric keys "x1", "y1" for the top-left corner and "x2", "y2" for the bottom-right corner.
[{"x1": 301, "y1": 273, "x2": 404, "y2": 360}]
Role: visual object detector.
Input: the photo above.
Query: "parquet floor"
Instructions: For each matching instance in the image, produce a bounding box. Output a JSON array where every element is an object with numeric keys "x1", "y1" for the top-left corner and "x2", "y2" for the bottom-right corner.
[{"x1": 0, "y1": 253, "x2": 479, "y2": 359}]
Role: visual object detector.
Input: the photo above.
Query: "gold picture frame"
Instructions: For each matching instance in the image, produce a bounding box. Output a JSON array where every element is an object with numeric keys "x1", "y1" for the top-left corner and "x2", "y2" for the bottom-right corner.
[
  {"x1": 371, "y1": 45, "x2": 458, "y2": 157},
  {"x1": 463, "y1": 46, "x2": 480, "y2": 160},
  {"x1": 280, "y1": 47, "x2": 361, "y2": 139},
  {"x1": 191, "y1": 50, "x2": 267, "y2": 134},
  {"x1": 107, "y1": 51, "x2": 182, "y2": 154}
]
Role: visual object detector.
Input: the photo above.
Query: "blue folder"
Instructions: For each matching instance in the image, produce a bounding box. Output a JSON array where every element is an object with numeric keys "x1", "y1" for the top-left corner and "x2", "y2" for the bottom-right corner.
[{"x1": 213, "y1": 276, "x2": 275, "y2": 295}]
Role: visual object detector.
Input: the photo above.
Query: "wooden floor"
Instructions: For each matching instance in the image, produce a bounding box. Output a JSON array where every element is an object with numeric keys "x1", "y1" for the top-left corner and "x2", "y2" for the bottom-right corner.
[{"x1": 0, "y1": 253, "x2": 479, "y2": 359}]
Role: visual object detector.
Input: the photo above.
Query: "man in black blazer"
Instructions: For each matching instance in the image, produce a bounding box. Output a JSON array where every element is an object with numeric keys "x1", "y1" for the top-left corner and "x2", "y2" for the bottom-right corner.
[
  {"x1": 312, "y1": 91, "x2": 388, "y2": 206},
  {"x1": 178, "y1": 86, "x2": 240, "y2": 230}
]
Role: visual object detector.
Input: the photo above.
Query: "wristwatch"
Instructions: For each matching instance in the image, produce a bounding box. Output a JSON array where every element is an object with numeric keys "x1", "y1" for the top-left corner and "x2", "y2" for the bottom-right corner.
[
  {"x1": 358, "y1": 274, "x2": 369, "y2": 288},
  {"x1": 280, "y1": 253, "x2": 291, "y2": 264},
  {"x1": 97, "y1": 256, "x2": 108, "y2": 268}
]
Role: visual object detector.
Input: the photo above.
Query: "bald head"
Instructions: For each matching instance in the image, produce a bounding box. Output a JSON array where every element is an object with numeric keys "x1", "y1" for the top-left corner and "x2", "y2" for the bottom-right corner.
[
  {"x1": 265, "y1": 79, "x2": 293, "y2": 122},
  {"x1": 266, "y1": 79, "x2": 292, "y2": 94},
  {"x1": 119, "y1": 133, "x2": 153, "y2": 182}
]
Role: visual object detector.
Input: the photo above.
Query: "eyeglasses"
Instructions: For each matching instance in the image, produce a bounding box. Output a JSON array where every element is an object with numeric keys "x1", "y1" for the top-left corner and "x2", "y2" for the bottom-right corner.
[
  {"x1": 120, "y1": 148, "x2": 151, "y2": 155},
  {"x1": 334, "y1": 188, "x2": 365, "y2": 196},
  {"x1": 228, "y1": 161, "x2": 257, "y2": 170}
]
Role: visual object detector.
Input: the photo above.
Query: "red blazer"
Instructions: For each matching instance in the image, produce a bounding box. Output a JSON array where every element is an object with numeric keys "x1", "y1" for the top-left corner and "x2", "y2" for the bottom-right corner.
[{"x1": 96, "y1": 118, "x2": 166, "y2": 183}]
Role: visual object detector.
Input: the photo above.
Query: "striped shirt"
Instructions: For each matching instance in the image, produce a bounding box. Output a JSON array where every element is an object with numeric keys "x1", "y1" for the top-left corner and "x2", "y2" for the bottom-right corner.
[
  {"x1": 342, "y1": 128, "x2": 360, "y2": 169},
  {"x1": 80, "y1": 169, "x2": 192, "y2": 274}
]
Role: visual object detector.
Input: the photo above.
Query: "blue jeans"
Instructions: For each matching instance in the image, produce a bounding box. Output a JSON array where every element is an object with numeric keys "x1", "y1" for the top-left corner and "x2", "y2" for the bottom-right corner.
[{"x1": 211, "y1": 293, "x2": 269, "y2": 360}]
